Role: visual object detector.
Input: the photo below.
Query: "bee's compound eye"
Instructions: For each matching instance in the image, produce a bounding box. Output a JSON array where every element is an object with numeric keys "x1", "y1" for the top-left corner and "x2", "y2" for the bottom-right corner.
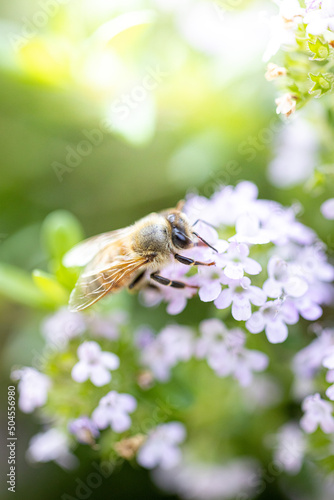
[
  {"x1": 168, "y1": 214, "x2": 175, "y2": 223},
  {"x1": 172, "y1": 228, "x2": 191, "y2": 249}
]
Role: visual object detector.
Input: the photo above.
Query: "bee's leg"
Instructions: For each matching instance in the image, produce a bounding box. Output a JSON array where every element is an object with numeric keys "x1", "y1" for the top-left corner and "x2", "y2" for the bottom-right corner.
[
  {"x1": 174, "y1": 254, "x2": 215, "y2": 266},
  {"x1": 150, "y1": 272, "x2": 198, "y2": 289},
  {"x1": 128, "y1": 270, "x2": 146, "y2": 290}
]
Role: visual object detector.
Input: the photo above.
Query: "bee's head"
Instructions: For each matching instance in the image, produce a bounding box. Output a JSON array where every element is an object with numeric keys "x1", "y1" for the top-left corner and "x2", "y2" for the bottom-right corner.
[{"x1": 166, "y1": 211, "x2": 194, "y2": 250}]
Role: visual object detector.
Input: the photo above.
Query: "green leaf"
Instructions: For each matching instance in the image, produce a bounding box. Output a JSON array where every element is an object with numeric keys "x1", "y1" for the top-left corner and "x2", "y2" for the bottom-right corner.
[
  {"x1": 41, "y1": 210, "x2": 83, "y2": 288},
  {"x1": 32, "y1": 270, "x2": 69, "y2": 306},
  {"x1": 0, "y1": 263, "x2": 54, "y2": 309},
  {"x1": 308, "y1": 38, "x2": 330, "y2": 61},
  {"x1": 41, "y1": 210, "x2": 84, "y2": 263},
  {"x1": 309, "y1": 72, "x2": 334, "y2": 97}
]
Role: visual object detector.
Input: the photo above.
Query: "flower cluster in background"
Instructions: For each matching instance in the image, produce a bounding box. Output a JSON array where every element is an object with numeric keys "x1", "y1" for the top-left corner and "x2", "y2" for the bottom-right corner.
[{"x1": 265, "y1": 0, "x2": 334, "y2": 114}]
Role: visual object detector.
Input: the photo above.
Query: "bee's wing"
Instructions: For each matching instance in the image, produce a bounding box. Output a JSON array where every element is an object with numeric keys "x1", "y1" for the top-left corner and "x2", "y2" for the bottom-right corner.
[
  {"x1": 63, "y1": 228, "x2": 133, "y2": 268},
  {"x1": 68, "y1": 256, "x2": 148, "y2": 312}
]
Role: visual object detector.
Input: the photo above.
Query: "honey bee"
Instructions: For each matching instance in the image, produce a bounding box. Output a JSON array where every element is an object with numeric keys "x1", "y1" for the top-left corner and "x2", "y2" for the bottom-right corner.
[{"x1": 63, "y1": 201, "x2": 217, "y2": 312}]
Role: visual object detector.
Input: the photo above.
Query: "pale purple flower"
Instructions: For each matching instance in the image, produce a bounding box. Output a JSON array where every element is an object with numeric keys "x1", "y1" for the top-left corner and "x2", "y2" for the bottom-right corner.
[
  {"x1": 292, "y1": 244, "x2": 334, "y2": 284},
  {"x1": 321, "y1": 198, "x2": 334, "y2": 220},
  {"x1": 196, "y1": 320, "x2": 268, "y2": 386},
  {"x1": 27, "y1": 429, "x2": 78, "y2": 469},
  {"x1": 92, "y1": 391, "x2": 137, "y2": 433},
  {"x1": 326, "y1": 370, "x2": 334, "y2": 400},
  {"x1": 292, "y1": 295, "x2": 323, "y2": 321},
  {"x1": 140, "y1": 325, "x2": 194, "y2": 381},
  {"x1": 229, "y1": 213, "x2": 271, "y2": 245},
  {"x1": 216, "y1": 242, "x2": 262, "y2": 280},
  {"x1": 137, "y1": 422, "x2": 186, "y2": 469},
  {"x1": 88, "y1": 310, "x2": 127, "y2": 340},
  {"x1": 192, "y1": 181, "x2": 259, "y2": 228},
  {"x1": 246, "y1": 299, "x2": 299, "y2": 343},
  {"x1": 207, "y1": 332, "x2": 268, "y2": 386},
  {"x1": 304, "y1": 0, "x2": 334, "y2": 34},
  {"x1": 263, "y1": 256, "x2": 308, "y2": 299},
  {"x1": 41, "y1": 307, "x2": 86, "y2": 349},
  {"x1": 134, "y1": 325, "x2": 155, "y2": 349},
  {"x1": 214, "y1": 276, "x2": 267, "y2": 321},
  {"x1": 274, "y1": 423, "x2": 306, "y2": 475},
  {"x1": 262, "y1": 208, "x2": 315, "y2": 247},
  {"x1": 306, "y1": 0, "x2": 323, "y2": 12},
  {"x1": 322, "y1": 347, "x2": 334, "y2": 399},
  {"x1": 323, "y1": 346, "x2": 334, "y2": 370},
  {"x1": 68, "y1": 416, "x2": 99, "y2": 444},
  {"x1": 71, "y1": 341, "x2": 119, "y2": 387},
  {"x1": 12, "y1": 367, "x2": 51, "y2": 413},
  {"x1": 300, "y1": 393, "x2": 334, "y2": 433},
  {"x1": 293, "y1": 329, "x2": 334, "y2": 379},
  {"x1": 193, "y1": 241, "x2": 229, "y2": 303},
  {"x1": 195, "y1": 318, "x2": 227, "y2": 359},
  {"x1": 268, "y1": 117, "x2": 319, "y2": 188}
]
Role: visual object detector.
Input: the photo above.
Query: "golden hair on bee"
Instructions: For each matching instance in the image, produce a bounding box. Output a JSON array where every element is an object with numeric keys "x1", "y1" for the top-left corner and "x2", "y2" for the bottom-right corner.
[{"x1": 63, "y1": 201, "x2": 217, "y2": 312}]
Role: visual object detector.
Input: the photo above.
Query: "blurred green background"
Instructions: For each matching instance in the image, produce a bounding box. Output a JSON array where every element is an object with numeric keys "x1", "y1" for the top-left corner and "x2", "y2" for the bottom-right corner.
[{"x1": 1, "y1": 1, "x2": 333, "y2": 499}]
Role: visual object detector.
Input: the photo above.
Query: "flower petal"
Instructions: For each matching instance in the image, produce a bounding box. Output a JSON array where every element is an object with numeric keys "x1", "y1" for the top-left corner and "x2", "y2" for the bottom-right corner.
[
  {"x1": 265, "y1": 320, "x2": 288, "y2": 344},
  {"x1": 167, "y1": 296, "x2": 187, "y2": 315},
  {"x1": 92, "y1": 407, "x2": 110, "y2": 430},
  {"x1": 214, "y1": 288, "x2": 233, "y2": 309},
  {"x1": 199, "y1": 281, "x2": 221, "y2": 302},
  {"x1": 100, "y1": 352, "x2": 120, "y2": 370},
  {"x1": 284, "y1": 277, "x2": 308, "y2": 298},
  {"x1": 244, "y1": 258, "x2": 262, "y2": 275},
  {"x1": 248, "y1": 286, "x2": 267, "y2": 306},
  {"x1": 246, "y1": 312, "x2": 265, "y2": 334},
  {"x1": 263, "y1": 279, "x2": 282, "y2": 299},
  {"x1": 224, "y1": 262, "x2": 244, "y2": 280},
  {"x1": 232, "y1": 297, "x2": 252, "y2": 321},
  {"x1": 110, "y1": 411, "x2": 132, "y2": 433},
  {"x1": 90, "y1": 366, "x2": 111, "y2": 387},
  {"x1": 71, "y1": 362, "x2": 89, "y2": 383}
]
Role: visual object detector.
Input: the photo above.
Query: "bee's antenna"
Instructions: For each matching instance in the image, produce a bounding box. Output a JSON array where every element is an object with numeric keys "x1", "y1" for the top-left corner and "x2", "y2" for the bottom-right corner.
[
  {"x1": 192, "y1": 219, "x2": 216, "y2": 229},
  {"x1": 192, "y1": 232, "x2": 218, "y2": 253}
]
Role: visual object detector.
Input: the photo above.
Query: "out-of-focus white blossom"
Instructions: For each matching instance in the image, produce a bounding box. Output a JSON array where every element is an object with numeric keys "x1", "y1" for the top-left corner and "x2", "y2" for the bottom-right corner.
[
  {"x1": 321, "y1": 198, "x2": 334, "y2": 220},
  {"x1": 301, "y1": 393, "x2": 334, "y2": 433},
  {"x1": 268, "y1": 117, "x2": 319, "y2": 188},
  {"x1": 274, "y1": 423, "x2": 306, "y2": 474},
  {"x1": 137, "y1": 422, "x2": 186, "y2": 469},
  {"x1": 27, "y1": 429, "x2": 78, "y2": 469},
  {"x1": 139, "y1": 325, "x2": 194, "y2": 381},
  {"x1": 41, "y1": 307, "x2": 86, "y2": 349},
  {"x1": 12, "y1": 367, "x2": 51, "y2": 413}
]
